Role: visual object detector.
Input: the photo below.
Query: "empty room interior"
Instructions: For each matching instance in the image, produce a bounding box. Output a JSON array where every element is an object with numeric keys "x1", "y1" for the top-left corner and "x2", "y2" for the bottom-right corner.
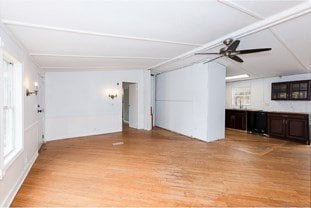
[{"x1": 0, "y1": 0, "x2": 311, "y2": 207}]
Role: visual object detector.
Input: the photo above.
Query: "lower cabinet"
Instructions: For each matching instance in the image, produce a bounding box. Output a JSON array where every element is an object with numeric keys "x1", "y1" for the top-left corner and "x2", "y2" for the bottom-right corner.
[
  {"x1": 268, "y1": 112, "x2": 310, "y2": 144},
  {"x1": 268, "y1": 115, "x2": 286, "y2": 138},
  {"x1": 225, "y1": 110, "x2": 247, "y2": 130},
  {"x1": 226, "y1": 109, "x2": 310, "y2": 144}
]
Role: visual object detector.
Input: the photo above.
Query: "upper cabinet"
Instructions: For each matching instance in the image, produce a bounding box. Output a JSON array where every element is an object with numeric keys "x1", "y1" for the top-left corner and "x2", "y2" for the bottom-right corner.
[
  {"x1": 271, "y1": 82, "x2": 289, "y2": 100},
  {"x1": 289, "y1": 80, "x2": 310, "y2": 100},
  {"x1": 271, "y1": 80, "x2": 311, "y2": 101}
]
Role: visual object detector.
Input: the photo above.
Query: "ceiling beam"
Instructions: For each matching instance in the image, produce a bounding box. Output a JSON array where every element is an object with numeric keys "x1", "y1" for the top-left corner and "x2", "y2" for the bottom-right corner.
[
  {"x1": 219, "y1": 0, "x2": 310, "y2": 72},
  {"x1": 40, "y1": 66, "x2": 144, "y2": 70},
  {"x1": 1, "y1": 19, "x2": 200, "y2": 47},
  {"x1": 150, "y1": 1, "x2": 311, "y2": 71},
  {"x1": 217, "y1": 0, "x2": 263, "y2": 20},
  {"x1": 29, "y1": 53, "x2": 170, "y2": 60}
]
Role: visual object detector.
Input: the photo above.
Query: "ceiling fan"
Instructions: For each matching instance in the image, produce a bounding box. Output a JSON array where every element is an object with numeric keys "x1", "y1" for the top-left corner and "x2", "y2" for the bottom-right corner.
[{"x1": 195, "y1": 38, "x2": 271, "y2": 64}]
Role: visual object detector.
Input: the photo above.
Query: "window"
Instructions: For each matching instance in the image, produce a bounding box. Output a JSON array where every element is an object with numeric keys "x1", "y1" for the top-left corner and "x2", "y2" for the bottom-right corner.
[
  {"x1": 1, "y1": 51, "x2": 23, "y2": 177},
  {"x1": 232, "y1": 87, "x2": 251, "y2": 107},
  {"x1": 3, "y1": 60, "x2": 15, "y2": 156}
]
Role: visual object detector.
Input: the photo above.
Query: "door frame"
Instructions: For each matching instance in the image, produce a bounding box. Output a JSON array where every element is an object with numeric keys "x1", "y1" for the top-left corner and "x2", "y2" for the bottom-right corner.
[
  {"x1": 37, "y1": 73, "x2": 45, "y2": 149},
  {"x1": 122, "y1": 82, "x2": 138, "y2": 130}
]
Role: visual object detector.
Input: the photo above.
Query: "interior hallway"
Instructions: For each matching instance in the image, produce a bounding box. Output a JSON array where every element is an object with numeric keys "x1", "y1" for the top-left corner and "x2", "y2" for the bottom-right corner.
[{"x1": 11, "y1": 128, "x2": 311, "y2": 207}]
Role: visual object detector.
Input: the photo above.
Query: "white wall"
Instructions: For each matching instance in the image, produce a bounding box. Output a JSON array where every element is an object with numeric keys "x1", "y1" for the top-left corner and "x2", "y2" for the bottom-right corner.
[
  {"x1": 226, "y1": 73, "x2": 311, "y2": 120},
  {"x1": 155, "y1": 62, "x2": 226, "y2": 142},
  {"x1": 0, "y1": 24, "x2": 40, "y2": 207},
  {"x1": 45, "y1": 70, "x2": 151, "y2": 141},
  {"x1": 206, "y1": 62, "x2": 226, "y2": 140}
]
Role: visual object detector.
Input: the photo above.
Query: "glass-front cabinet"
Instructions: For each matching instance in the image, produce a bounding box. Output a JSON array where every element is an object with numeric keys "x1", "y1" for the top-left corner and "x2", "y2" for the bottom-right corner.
[
  {"x1": 271, "y1": 80, "x2": 311, "y2": 101},
  {"x1": 271, "y1": 82, "x2": 288, "y2": 100},
  {"x1": 289, "y1": 81, "x2": 310, "y2": 100}
]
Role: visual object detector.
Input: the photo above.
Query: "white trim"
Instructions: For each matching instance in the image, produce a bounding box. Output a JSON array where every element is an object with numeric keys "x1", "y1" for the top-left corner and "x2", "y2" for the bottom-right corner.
[
  {"x1": 3, "y1": 147, "x2": 23, "y2": 171},
  {"x1": 217, "y1": 0, "x2": 263, "y2": 20},
  {"x1": 24, "y1": 120, "x2": 39, "y2": 132},
  {"x1": 150, "y1": 1, "x2": 311, "y2": 71},
  {"x1": 29, "y1": 53, "x2": 170, "y2": 60},
  {"x1": 0, "y1": 38, "x2": 4, "y2": 179},
  {"x1": 0, "y1": 21, "x2": 42, "y2": 70},
  {"x1": 40, "y1": 66, "x2": 146, "y2": 70},
  {"x1": 219, "y1": 0, "x2": 310, "y2": 72},
  {"x1": 1, "y1": 20, "x2": 200, "y2": 47},
  {"x1": 46, "y1": 129, "x2": 122, "y2": 142},
  {"x1": 1, "y1": 152, "x2": 38, "y2": 208}
]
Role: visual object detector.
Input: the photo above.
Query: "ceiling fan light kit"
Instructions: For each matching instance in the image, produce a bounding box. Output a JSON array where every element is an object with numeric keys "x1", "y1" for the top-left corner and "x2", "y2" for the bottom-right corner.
[{"x1": 195, "y1": 38, "x2": 272, "y2": 64}]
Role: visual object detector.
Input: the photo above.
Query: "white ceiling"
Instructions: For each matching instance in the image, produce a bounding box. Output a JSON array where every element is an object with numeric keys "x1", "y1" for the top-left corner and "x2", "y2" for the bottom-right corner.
[{"x1": 0, "y1": 0, "x2": 310, "y2": 80}]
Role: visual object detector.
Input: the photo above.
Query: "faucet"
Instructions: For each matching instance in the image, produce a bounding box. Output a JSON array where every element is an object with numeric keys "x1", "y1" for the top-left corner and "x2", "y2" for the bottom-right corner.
[{"x1": 239, "y1": 97, "x2": 243, "y2": 109}]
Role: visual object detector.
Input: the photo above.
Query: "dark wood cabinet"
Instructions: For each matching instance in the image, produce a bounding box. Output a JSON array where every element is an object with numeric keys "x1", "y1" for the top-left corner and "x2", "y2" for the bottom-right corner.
[
  {"x1": 268, "y1": 114, "x2": 286, "y2": 138},
  {"x1": 289, "y1": 80, "x2": 311, "y2": 100},
  {"x1": 226, "y1": 109, "x2": 310, "y2": 144},
  {"x1": 225, "y1": 109, "x2": 247, "y2": 130},
  {"x1": 268, "y1": 112, "x2": 310, "y2": 144},
  {"x1": 271, "y1": 82, "x2": 289, "y2": 100},
  {"x1": 271, "y1": 80, "x2": 311, "y2": 101}
]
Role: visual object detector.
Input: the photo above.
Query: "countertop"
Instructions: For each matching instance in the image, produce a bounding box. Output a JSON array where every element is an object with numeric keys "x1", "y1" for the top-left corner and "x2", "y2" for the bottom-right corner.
[{"x1": 226, "y1": 108, "x2": 310, "y2": 115}]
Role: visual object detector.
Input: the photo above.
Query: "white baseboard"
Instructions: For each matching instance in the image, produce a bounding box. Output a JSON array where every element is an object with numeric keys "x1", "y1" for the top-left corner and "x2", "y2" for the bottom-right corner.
[
  {"x1": 1, "y1": 152, "x2": 38, "y2": 207},
  {"x1": 46, "y1": 129, "x2": 122, "y2": 141}
]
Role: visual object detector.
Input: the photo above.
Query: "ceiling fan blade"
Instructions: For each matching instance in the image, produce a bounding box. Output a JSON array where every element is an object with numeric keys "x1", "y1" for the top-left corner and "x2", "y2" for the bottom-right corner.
[
  {"x1": 195, "y1": 52, "x2": 220, "y2": 55},
  {"x1": 229, "y1": 55, "x2": 244, "y2": 63},
  {"x1": 237, "y1": 48, "x2": 271, "y2": 54},
  {"x1": 227, "y1": 40, "x2": 240, "y2": 51},
  {"x1": 203, "y1": 55, "x2": 224, "y2": 64}
]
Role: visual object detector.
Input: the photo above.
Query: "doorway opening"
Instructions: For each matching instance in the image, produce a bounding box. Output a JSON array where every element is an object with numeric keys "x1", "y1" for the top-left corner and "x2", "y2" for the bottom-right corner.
[{"x1": 122, "y1": 82, "x2": 138, "y2": 130}]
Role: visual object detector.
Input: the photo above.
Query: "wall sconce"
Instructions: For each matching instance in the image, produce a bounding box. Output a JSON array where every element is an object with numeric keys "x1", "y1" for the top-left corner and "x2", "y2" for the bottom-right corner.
[
  {"x1": 109, "y1": 94, "x2": 117, "y2": 99},
  {"x1": 26, "y1": 82, "x2": 38, "y2": 96},
  {"x1": 105, "y1": 89, "x2": 118, "y2": 99}
]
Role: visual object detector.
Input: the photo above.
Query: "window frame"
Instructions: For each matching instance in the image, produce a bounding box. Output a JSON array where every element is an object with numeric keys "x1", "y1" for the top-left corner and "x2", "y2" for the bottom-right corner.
[
  {"x1": 0, "y1": 48, "x2": 24, "y2": 179},
  {"x1": 231, "y1": 86, "x2": 252, "y2": 107},
  {"x1": 3, "y1": 60, "x2": 16, "y2": 156}
]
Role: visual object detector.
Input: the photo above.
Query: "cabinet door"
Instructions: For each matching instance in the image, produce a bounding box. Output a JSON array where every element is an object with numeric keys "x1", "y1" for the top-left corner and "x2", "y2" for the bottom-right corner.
[
  {"x1": 268, "y1": 116, "x2": 286, "y2": 138},
  {"x1": 235, "y1": 113, "x2": 247, "y2": 130},
  {"x1": 271, "y1": 82, "x2": 289, "y2": 100},
  {"x1": 225, "y1": 110, "x2": 231, "y2": 128},
  {"x1": 229, "y1": 115, "x2": 235, "y2": 129},
  {"x1": 289, "y1": 81, "x2": 310, "y2": 100},
  {"x1": 286, "y1": 118, "x2": 308, "y2": 141}
]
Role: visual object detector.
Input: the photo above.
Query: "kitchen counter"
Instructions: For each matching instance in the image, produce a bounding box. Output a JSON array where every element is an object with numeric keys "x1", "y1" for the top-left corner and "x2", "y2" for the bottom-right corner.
[
  {"x1": 226, "y1": 109, "x2": 309, "y2": 115},
  {"x1": 225, "y1": 109, "x2": 310, "y2": 144}
]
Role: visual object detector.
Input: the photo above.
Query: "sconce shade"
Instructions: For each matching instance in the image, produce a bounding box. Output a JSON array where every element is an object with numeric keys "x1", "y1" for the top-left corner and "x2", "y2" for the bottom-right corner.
[
  {"x1": 26, "y1": 81, "x2": 39, "y2": 96},
  {"x1": 105, "y1": 88, "x2": 118, "y2": 99}
]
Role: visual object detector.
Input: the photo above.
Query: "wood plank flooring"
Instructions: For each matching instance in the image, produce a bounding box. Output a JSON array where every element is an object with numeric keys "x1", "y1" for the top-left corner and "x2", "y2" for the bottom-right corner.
[{"x1": 11, "y1": 127, "x2": 311, "y2": 207}]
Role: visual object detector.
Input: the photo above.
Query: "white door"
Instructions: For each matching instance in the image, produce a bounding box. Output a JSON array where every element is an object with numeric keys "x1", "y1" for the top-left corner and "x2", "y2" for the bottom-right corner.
[
  {"x1": 37, "y1": 74, "x2": 45, "y2": 148},
  {"x1": 129, "y1": 83, "x2": 138, "y2": 128}
]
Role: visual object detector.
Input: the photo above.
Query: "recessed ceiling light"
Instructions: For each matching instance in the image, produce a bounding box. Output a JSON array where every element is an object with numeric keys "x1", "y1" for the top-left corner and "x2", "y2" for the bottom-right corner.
[{"x1": 225, "y1": 74, "x2": 249, "y2": 80}]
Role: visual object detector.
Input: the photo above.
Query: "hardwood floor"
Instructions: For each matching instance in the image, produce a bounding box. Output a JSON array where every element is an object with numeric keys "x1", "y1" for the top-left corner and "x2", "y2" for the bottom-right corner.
[{"x1": 11, "y1": 127, "x2": 311, "y2": 207}]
